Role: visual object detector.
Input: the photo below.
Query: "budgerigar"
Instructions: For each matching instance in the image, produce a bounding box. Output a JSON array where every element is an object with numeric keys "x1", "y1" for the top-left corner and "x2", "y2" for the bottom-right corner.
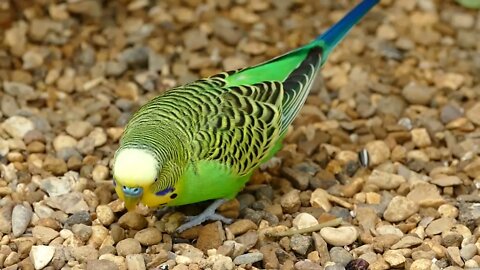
[{"x1": 113, "y1": 0, "x2": 379, "y2": 232}]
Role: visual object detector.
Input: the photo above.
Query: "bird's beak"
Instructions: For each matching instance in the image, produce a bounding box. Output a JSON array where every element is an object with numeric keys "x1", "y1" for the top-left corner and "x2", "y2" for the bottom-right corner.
[{"x1": 124, "y1": 196, "x2": 140, "y2": 211}]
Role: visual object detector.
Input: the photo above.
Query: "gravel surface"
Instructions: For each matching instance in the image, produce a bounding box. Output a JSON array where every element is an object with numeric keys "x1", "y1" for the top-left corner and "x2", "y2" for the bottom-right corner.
[{"x1": 1, "y1": 0, "x2": 480, "y2": 270}]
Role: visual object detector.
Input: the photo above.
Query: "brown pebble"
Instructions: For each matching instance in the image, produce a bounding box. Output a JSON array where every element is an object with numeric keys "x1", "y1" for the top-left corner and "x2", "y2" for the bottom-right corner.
[
  {"x1": 196, "y1": 221, "x2": 226, "y2": 252},
  {"x1": 118, "y1": 212, "x2": 148, "y2": 230},
  {"x1": 226, "y1": 219, "x2": 258, "y2": 236},
  {"x1": 116, "y1": 238, "x2": 142, "y2": 256}
]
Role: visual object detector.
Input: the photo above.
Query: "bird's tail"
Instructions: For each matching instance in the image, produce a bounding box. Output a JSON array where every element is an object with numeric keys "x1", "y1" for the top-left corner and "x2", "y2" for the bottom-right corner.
[{"x1": 313, "y1": 0, "x2": 379, "y2": 64}]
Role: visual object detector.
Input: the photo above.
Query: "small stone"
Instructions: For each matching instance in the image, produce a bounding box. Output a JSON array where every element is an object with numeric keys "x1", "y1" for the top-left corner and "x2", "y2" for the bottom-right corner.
[
  {"x1": 376, "y1": 24, "x2": 397, "y2": 40},
  {"x1": 345, "y1": 258, "x2": 370, "y2": 270},
  {"x1": 330, "y1": 247, "x2": 353, "y2": 266},
  {"x1": 184, "y1": 30, "x2": 208, "y2": 51},
  {"x1": 12, "y1": 204, "x2": 33, "y2": 237},
  {"x1": 292, "y1": 213, "x2": 319, "y2": 229},
  {"x1": 32, "y1": 225, "x2": 59, "y2": 244},
  {"x1": 364, "y1": 141, "x2": 390, "y2": 166},
  {"x1": 401, "y1": 82, "x2": 435, "y2": 105},
  {"x1": 438, "y1": 204, "x2": 459, "y2": 218},
  {"x1": 66, "y1": 121, "x2": 93, "y2": 139},
  {"x1": 116, "y1": 238, "x2": 142, "y2": 256},
  {"x1": 310, "y1": 188, "x2": 332, "y2": 212},
  {"x1": 86, "y1": 259, "x2": 120, "y2": 270},
  {"x1": 290, "y1": 234, "x2": 312, "y2": 255},
  {"x1": 126, "y1": 254, "x2": 146, "y2": 270},
  {"x1": 367, "y1": 170, "x2": 406, "y2": 190},
  {"x1": 46, "y1": 192, "x2": 89, "y2": 214},
  {"x1": 43, "y1": 156, "x2": 68, "y2": 176},
  {"x1": 447, "y1": 246, "x2": 464, "y2": 267},
  {"x1": 383, "y1": 196, "x2": 419, "y2": 222},
  {"x1": 460, "y1": 244, "x2": 477, "y2": 260},
  {"x1": 391, "y1": 235, "x2": 423, "y2": 249},
  {"x1": 281, "y1": 189, "x2": 301, "y2": 213},
  {"x1": 65, "y1": 211, "x2": 92, "y2": 226},
  {"x1": 196, "y1": 221, "x2": 226, "y2": 252},
  {"x1": 71, "y1": 245, "x2": 99, "y2": 262},
  {"x1": 383, "y1": 250, "x2": 406, "y2": 268},
  {"x1": 211, "y1": 254, "x2": 235, "y2": 270},
  {"x1": 30, "y1": 245, "x2": 55, "y2": 270},
  {"x1": 259, "y1": 244, "x2": 279, "y2": 269},
  {"x1": 72, "y1": 223, "x2": 93, "y2": 242},
  {"x1": 67, "y1": 0, "x2": 102, "y2": 17},
  {"x1": 96, "y1": 205, "x2": 115, "y2": 226},
  {"x1": 409, "y1": 258, "x2": 432, "y2": 270},
  {"x1": 1, "y1": 116, "x2": 34, "y2": 139},
  {"x1": 118, "y1": 212, "x2": 148, "y2": 230},
  {"x1": 92, "y1": 165, "x2": 110, "y2": 181},
  {"x1": 282, "y1": 167, "x2": 311, "y2": 190},
  {"x1": 134, "y1": 227, "x2": 162, "y2": 246},
  {"x1": 466, "y1": 102, "x2": 480, "y2": 126},
  {"x1": 235, "y1": 231, "x2": 258, "y2": 250},
  {"x1": 295, "y1": 260, "x2": 323, "y2": 270},
  {"x1": 226, "y1": 219, "x2": 257, "y2": 236},
  {"x1": 410, "y1": 128, "x2": 431, "y2": 148},
  {"x1": 407, "y1": 183, "x2": 445, "y2": 207},
  {"x1": 430, "y1": 175, "x2": 462, "y2": 187},
  {"x1": 233, "y1": 252, "x2": 263, "y2": 265},
  {"x1": 53, "y1": 135, "x2": 78, "y2": 151},
  {"x1": 425, "y1": 217, "x2": 456, "y2": 236},
  {"x1": 89, "y1": 128, "x2": 107, "y2": 147},
  {"x1": 320, "y1": 226, "x2": 359, "y2": 246}
]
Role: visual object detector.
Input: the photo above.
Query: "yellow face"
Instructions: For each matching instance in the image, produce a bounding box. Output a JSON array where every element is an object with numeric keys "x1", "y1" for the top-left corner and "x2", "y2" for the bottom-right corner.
[
  {"x1": 113, "y1": 148, "x2": 157, "y2": 210},
  {"x1": 113, "y1": 179, "x2": 178, "y2": 210}
]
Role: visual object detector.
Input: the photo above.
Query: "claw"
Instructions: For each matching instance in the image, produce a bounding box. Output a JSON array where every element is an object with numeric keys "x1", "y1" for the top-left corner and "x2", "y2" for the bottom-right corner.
[{"x1": 176, "y1": 199, "x2": 233, "y2": 233}]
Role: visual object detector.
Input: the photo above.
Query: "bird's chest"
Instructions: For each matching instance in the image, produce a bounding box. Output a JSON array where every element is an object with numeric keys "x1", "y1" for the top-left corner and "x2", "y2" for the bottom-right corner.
[{"x1": 168, "y1": 159, "x2": 251, "y2": 206}]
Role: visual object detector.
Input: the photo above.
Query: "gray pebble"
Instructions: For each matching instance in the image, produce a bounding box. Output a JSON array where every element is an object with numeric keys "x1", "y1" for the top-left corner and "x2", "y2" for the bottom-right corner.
[{"x1": 233, "y1": 252, "x2": 263, "y2": 265}]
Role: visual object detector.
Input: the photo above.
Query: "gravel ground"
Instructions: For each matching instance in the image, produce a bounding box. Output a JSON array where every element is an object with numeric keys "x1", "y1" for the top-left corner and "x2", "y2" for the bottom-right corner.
[{"x1": 1, "y1": 0, "x2": 480, "y2": 269}]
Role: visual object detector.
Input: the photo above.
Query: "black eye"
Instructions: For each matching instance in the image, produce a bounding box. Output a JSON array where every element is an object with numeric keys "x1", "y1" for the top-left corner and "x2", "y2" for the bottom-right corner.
[{"x1": 170, "y1": 193, "x2": 177, "y2": 199}]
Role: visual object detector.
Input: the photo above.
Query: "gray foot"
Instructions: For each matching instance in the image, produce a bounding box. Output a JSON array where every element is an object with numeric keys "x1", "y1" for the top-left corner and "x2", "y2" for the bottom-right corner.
[
  {"x1": 155, "y1": 206, "x2": 174, "y2": 218},
  {"x1": 176, "y1": 199, "x2": 233, "y2": 233}
]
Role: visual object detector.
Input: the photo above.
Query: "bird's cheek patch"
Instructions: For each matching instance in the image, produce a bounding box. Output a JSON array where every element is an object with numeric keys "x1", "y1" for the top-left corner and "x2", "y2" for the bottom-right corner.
[{"x1": 155, "y1": 187, "x2": 175, "y2": 196}]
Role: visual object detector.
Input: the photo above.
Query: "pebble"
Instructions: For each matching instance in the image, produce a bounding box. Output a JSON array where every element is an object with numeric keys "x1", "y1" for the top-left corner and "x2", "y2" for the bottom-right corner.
[
  {"x1": 235, "y1": 231, "x2": 258, "y2": 250},
  {"x1": 30, "y1": 245, "x2": 55, "y2": 270},
  {"x1": 126, "y1": 254, "x2": 146, "y2": 270},
  {"x1": 430, "y1": 175, "x2": 462, "y2": 187},
  {"x1": 86, "y1": 259, "x2": 120, "y2": 270},
  {"x1": 32, "y1": 225, "x2": 60, "y2": 244},
  {"x1": 410, "y1": 258, "x2": 432, "y2": 270},
  {"x1": 92, "y1": 164, "x2": 110, "y2": 181},
  {"x1": 280, "y1": 189, "x2": 301, "y2": 213},
  {"x1": 71, "y1": 245, "x2": 99, "y2": 262},
  {"x1": 401, "y1": 82, "x2": 436, "y2": 105},
  {"x1": 447, "y1": 246, "x2": 464, "y2": 267},
  {"x1": 134, "y1": 227, "x2": 162, "y2": 246},
  {"x1": 11, "y1": 204, "x2": 33, "y2": 237},
  {"x1": 391, "y1": 235, "x2": 423, "y2": 249},
  {"x1": 425, "y1": 217, "x2": 456, "y2": 236},
  {"x1": 320, "y1": 226, "x2": 359, "y2": 246},
  {"x1": 118, "y1": 212, "x2": 148, "y2": 230},
  {"x1": 466, "y1": 102, "x2": 480, "y2": 125},
  {"x1": 46, "y1": 192, "x2": 89, "y2": 214},
  {"x1": 226, "y1": 219, "x2": 258, "y2": 236},
  {"x1": 330, "y1": 247, "x2": 353, "y2": 266},
  {"x1": 96, "y1": 205, "x2": 115, "y2": 226},
  {"x1": 72, "y1": 223, "x2": 93, "y2": 242},
  {"x1": 295, "y1": 260, "x2": 323, "y2": 270},
  {"x1": 367, "y1": 170, "x2": 406, "y2": 190},
  {"x1": 292, "y1": 213, "x2": 319, "y2": 229},
  {"x1": 410, "y1": 128, "x2": 432, "y2": 148},
  {"x1": 196, "y1": 221, "x2": 226, "y2": 252},
  {"x1": 116, "y1": 238, "x2": 142, "y2": 256},
  {"x1": 1, "y1": 116, "x2": 34, "y2": 139},
  {"x1": 376, "y1": 225, "x2": 404, "y2": 238},
  {"x1": 233, "y1": 252, "x2": 263, "y2": 265},
  {"x1": 290, "y1": 234, "x2": 312, "y2": 255},
  {"x1": 383, "y1": 250, "x2": 406, "y2": 268},
  {"x1": 259, "y1": 244, "x2": 279, "y2": 269},
  {"x1": 364, "y1": 141, "x2": 390, "y2": 166},
  {"x1": 383, "y1": 196, "x2": 419, "y2": 222},
  {"x1": 53, "y1": 135, "x2": 78, "y2": 151},
  {"x1": 66, "y1": 121, "x2": 93, "y2": 139},
  {"x1": 407, "y1": 183, "x2": 445, "y2": 207},
  {"x1": 460, "y1": 243, "x2": 477, "y2": 260},
  {"x1": 310, "y1": 188, "x2": 332, "y2": 212},
  {"x1": 312, "y1": 232, "x2": 330, "y2": 265}
]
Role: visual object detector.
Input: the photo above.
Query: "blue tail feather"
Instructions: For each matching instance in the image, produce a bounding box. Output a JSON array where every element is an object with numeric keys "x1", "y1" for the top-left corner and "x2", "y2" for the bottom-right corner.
[{"x1": 315, "y1": 0, "x2": 379, "y2": 62}]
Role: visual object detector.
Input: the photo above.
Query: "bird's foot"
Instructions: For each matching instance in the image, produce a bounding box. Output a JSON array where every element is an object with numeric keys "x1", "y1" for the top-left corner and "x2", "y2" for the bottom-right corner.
[
  {"x1": 155, "y1": 205, "x2": 175, "y2": 218},
  {"x1": 176, "y1": 199, "x2": 233, "y2": 233}
]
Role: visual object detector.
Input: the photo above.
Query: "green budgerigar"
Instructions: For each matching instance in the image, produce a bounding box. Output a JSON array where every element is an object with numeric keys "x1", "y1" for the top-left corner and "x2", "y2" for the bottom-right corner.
[{"x1": 113, "y1": 0, "x2": 379, "y2": 232}]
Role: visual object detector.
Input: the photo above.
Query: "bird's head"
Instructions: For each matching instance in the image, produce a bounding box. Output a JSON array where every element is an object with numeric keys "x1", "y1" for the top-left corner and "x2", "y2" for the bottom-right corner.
[{"x1": 112, "y1": 148, "x2": 177, "y2": 211}]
